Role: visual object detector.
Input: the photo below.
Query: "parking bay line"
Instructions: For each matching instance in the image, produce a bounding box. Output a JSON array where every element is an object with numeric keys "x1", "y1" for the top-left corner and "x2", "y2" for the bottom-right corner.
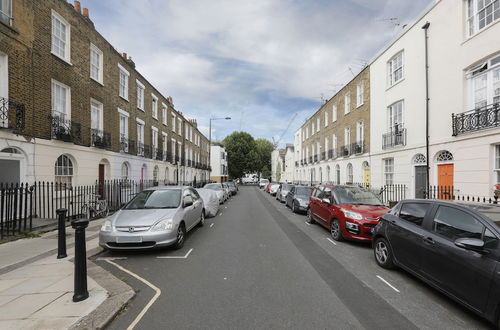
[
  {"x1": 377, "y1": 275, "x2": 400, "y2": 293},
  {"x1": 326, "y1": 238, "x2": 337, "y2": 246},
  {"x1": 104, "y1": 259, "x2": 161, "y2": 330},
  {"x1": 156, "y1": 248, "x2": 193, "y2": 259},
  {"x1": 210, "y1": 223, "x2": 214, "y2": 228},
  {"x1": 304, "y1": 221, "x2": 311, "y2": 226},
  {"x1": 96, "y1": 257, "x2": 128, "y2": 261}
]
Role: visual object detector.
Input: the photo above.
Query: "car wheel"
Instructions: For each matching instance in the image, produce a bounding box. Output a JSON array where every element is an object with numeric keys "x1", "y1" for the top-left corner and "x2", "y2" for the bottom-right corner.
[
  {"x1": 374, "y1": 237, "x2": 395, "y2": 269},
  {"x1": 307, "y1": 209, "x2": 315, "y2": 224},
  {"x1": 198, "y1": 211, "x2": 205, "y2": 227},
  {"x1": 330, "y1": 219, "x2": 343, "y2": 241},
  {"x1": 174, "y1": 223, "x2": 186, "y2": 250}
]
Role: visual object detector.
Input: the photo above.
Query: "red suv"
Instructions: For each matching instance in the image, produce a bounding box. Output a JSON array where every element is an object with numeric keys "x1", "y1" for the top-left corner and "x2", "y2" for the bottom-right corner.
[{"x1": 307, "y1": 185, "x2": 389, "y2": 242}]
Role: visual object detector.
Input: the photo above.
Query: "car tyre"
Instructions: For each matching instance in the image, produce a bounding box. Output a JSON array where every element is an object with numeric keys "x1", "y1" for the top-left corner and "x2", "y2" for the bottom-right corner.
[
  {"x1": 330, "y1": 219, "x2": 343, "y2": 241},
  {"x1": 198, "y1": 211, "x2": 205, "y2": 227},
  {"x1": 307, "y1": 209, "x2": 315, "y2": 224},
  {"x1": 374, "y1": 237, "x2": 395, "y2": 269},
  {"x1": 174, "y1": 223, "x2": 186, "y2": 250}
]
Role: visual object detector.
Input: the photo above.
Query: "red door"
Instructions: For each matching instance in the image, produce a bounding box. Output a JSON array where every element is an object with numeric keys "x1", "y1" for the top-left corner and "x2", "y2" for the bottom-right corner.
[
  {"x1": 98, "y1": 164, "x2": 105, "y2": 199},
  {"x1": 437, "y1": 164, "x2": 454, "y2": 199}
]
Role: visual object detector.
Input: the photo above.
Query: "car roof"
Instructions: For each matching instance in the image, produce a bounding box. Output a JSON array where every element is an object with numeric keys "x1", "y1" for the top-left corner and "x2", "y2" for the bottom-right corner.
[{"x1": 143, "y1": 186, "x2": 185, "y2": 191}]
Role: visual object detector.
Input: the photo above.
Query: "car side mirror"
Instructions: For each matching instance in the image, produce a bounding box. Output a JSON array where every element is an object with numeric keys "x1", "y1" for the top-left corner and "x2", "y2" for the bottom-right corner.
[
  {"x1": 322, "y1": 198, "x2": 331, "y2": 205},
  {"x1": 454, "y1": 237, "x2": 486, "y2": 253},
  {"x1": 183, "y1": 195, "x2": 194, "y2": 208}
]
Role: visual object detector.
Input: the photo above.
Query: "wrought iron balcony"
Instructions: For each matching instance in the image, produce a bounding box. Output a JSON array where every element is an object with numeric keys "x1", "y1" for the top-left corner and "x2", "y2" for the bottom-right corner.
[
  {"x1": 120, "y1": 134, "x2": 130, "y2": 153},
  {"x1": 91, "y1": 129, "x2": 111, "y2": 149},
  {"x1": 351, "y1": 141, "x2": 365, "y2": 154},
  {"x1": 341, "y1": 145, "x2": 350, "y2": 157},
  {"x1": 382, "y1": 127, "x2": 406, "y2": 149},
  {"x1": 328, "y1": 149, "x2": 337, "y2": 159},
  {"x1": 452, "y1": 103, "x2": 500, "y2": 136},
  {"x1": 321, "y1": 152, "x2": 326, "y2": 161},
  {"x1": 309, "y1": 156, "x2": 312, "y2": 163},
  {"x1": 50, "y1": 114, "x2": 82, "y2": 144},
  {"x1": 137, "y1": 142, "x2": 145, "y2": 157},
  {"x1": 154, "y1": 148, "x2": 164, "y2": 161},
  {"x1": 0, "y1": 97, "x2": 25, "y2": 132}
]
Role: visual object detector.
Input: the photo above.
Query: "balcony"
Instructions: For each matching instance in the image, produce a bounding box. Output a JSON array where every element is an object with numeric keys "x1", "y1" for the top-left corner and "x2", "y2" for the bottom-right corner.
[
  {"x1": 91, "y1": 129, "x2": 111, "y2": 149},
  {"x1": 137, "y1": 142, "x2": 151, "y2": 158},
  {"x1": 321, "y1": 152, "x2": 326, "y2": 161},
  {"x1": 341, "y1": 145, "x2": 350, "y2": 157},
  {"x1": 314, "y1": 154, "x2": 318, "y2": 162},
  {"x1": 50, "y1": 114, "x2": 82, "y2": 144},
  {"x1": 452, "y1": 103, "x2": 500, "y2": 136},
  {"x1": 0, "y1": 97, "x2": 25, "y2": 132},
  {"x1": 309, "y1": 156, "x2": 312, "y2": 163},
  {"x1": 154, "y1": 148, "x2": 164, "y2": 161},
  {"x1": 382, "y1": 127, "x2": 406, "y2": 149},
  {"x1": 328, "y1": 149, "x2": 337, "y2": 159},
  {"x1": 351, "y1": 141, "x2": 365, "y2": 154}
]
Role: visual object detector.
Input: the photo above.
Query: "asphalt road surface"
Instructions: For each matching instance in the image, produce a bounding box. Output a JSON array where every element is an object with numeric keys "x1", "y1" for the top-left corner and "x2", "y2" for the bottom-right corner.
[{"x1": 94, "y1": 186, "x2": 492, "y2": 330}]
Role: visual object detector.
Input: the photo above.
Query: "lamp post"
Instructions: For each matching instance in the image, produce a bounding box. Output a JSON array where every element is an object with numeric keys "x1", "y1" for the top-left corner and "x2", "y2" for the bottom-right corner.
[{"x1": 209, "y1": 117, "x2": 231, "y2": 182}]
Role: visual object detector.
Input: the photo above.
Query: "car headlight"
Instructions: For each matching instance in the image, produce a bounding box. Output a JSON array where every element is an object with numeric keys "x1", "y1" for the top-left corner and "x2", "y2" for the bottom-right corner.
[
  {"x1": 101, "y1": 220, "x2": 112, "y2": 232},
  {"x1": 341, "y1": 209, "x2": 363, "y2": 220},
  {"x1": 151, "y1": 219, "x2": 174, "y2": 232}
]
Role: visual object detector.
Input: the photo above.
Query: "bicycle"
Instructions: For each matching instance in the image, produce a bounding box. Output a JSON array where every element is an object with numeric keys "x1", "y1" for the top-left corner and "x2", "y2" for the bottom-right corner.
[{"x1": 81, "y1": 194, "x2": 109, "y2": 219}]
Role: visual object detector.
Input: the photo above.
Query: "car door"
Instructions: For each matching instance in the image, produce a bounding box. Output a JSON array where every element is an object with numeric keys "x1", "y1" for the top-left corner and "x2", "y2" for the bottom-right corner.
[
  {"x1": 182, "y1": 189, "x2": 196, "y2": 230},
  {"x1": 309, "y1": 187, "x2": 323, "y2": 221},
  {"x1": 316, "y1": 187, "x2": 333, "y2": 226},
  {"x1": 386, "y1": 202, "x2": 432, "y2": 272},
  {"x1": 420, "y1": 205, "x2": 498, "y2": 313},
  {"x1": 287, "y1": 186, "x2": 295, "y2": 206},
  {"x1": 189, "y1": 188, "x2": 203, "y2": 224}
]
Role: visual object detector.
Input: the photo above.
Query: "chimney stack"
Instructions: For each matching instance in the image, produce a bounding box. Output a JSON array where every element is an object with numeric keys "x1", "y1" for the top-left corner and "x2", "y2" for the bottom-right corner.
[
  {"x1": 83, "y1": 8, "x2": 89, "y2": 18},
  {"x1": 74, "y1": 1, "x2": 81, "y2": 14},
  {"x1": 122, "y1": 52, "x2": 127, "y2": 59}
]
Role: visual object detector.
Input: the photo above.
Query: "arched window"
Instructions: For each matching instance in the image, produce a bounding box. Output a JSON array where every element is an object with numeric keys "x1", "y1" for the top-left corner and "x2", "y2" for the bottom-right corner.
[
  {"x1": 1, "y1": 147, "x2": 20, "y2": 154},
  {"x1": 326, "y1": 165, "x2": 331, "y2": 182},
  {"x1": 153, "y1": 165, "x2": 159, "y2": 182},
  {"x1": 55, "y1": 155, "x2": 73, "y2": 187},
  {"x1": 346, "y1": 163, "x2": 353, "y2": 183},
  {"x1": 165, "y1": 167, "x2": 170, "y2": 184},
  {"x1": 335, "y1": 164, "x2": 340, "y2": 184},
  {"x1": 436, "y1": 150, "x2": 453, "y2": 163},
  {"x1": 121, "y1": 162, "x2": 129, "y2": 180},
  {"x1": 413, "y1": 153, "x2": 427, "y2": 164}
]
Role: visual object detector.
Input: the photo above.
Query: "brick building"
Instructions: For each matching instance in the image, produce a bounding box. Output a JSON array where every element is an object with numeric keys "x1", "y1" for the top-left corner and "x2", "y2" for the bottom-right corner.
[
  {"x1": 0, "y1": 0, "x2": 210, "y2": 185},
  {"x1": 294, "y1": 67, "x2": 370, "y2": 185}
]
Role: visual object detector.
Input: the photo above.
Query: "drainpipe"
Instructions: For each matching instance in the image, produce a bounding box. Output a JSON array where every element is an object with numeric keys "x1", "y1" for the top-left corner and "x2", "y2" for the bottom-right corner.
[{"x1": 422, "y1": 21, "x2": 430, "y2": 197}]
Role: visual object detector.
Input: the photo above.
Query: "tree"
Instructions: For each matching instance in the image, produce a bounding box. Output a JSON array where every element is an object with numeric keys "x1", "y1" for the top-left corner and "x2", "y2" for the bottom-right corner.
[
  {"x1": 254, "y1": 139, "x2": 274, "y2": 175},
  {"x1": 223, "y1": 132, "x2": 257, "y2": 179},
  {"x1": 261, "y1": 165, "x2": 271, "y2": 179}
]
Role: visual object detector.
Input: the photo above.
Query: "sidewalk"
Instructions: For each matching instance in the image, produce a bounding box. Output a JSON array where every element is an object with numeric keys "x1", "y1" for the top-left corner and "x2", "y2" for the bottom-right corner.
[{"x1": 0, "y1": 219, "x2": 133, "y2": 330}]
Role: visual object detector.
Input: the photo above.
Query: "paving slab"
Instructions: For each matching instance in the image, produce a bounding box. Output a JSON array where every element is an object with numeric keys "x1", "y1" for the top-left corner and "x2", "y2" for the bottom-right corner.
[
  {"x1": 31, "y1": 290, "x2": 107, "y2": 318},
  {"x1": 0, "y1": 292, "x2": 63, "y2": 320},
  {"x1": 0, "y1": 276, "x2": 65, "y2": 296}
]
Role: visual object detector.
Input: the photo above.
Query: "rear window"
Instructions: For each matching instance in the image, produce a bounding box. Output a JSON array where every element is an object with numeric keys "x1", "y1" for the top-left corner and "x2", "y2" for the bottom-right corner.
[{"x1": 296, "y1": 187, "x2": 312, "y2": 196}]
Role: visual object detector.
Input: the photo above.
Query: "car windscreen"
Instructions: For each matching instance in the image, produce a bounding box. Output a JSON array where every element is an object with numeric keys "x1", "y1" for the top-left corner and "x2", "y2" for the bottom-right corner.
[
  {"x1": 282, "y1": 184, "x2": 293, "y2": 191},
  {"x1": 125, "y1": 189, "x2": 181, "y2": 209},
  {"x1": 335, "y1": 187, "x2": 384, "y2": 206},
  {"x1": 296, "y1": 187, "x2": 312, "y2": 196},
  {"x1": 204, "y1": 184, "x2": 222, "y2": 190}
]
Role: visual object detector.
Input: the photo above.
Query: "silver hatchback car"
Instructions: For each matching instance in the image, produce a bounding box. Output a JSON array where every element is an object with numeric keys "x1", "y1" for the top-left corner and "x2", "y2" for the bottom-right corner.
[{"x1": 99, "y1": 186, "x2": 205, "y2": 250}]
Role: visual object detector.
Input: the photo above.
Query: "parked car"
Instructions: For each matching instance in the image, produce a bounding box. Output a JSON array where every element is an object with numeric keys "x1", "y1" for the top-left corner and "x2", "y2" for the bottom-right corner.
[
  {"x1": 373, "y1": 200, "x2": 500, "y2": 327},
  {"x1": 99, "y1": 186, "x2": 204, "y2": 250},
  {"x1": 222, "y1": 183, "x2": 231, "y2": 200},
  {"x1": 227, "y1": 181, "x2": 238, "y2": 195},
  {"x1": 286, "y1": 186, "x2": 313, "y2": 213},
  {"x1": 276, "y1": 184, "x2": 294, "y2": 203},
  {"x1": 307, "y1": 185, "x2": 389, "y2": 242},
  {"x1": 203, "y1": 183, "x2": 226, "y2": 204},
  {"x1": 196, "y1": 188, "x2": 220, "y2": 217},
  {"x1": 259, "y1": 179, "x2": 269, "y2": 189},
  {"x1": 269, "y1": 183, "x2": 280, "y2": 196}
]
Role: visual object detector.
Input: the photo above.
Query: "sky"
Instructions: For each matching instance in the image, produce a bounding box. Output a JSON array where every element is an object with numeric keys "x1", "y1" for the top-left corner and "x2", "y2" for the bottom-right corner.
[{"x1": 84, "y1": 0, "x2": 433, "y2": 147}]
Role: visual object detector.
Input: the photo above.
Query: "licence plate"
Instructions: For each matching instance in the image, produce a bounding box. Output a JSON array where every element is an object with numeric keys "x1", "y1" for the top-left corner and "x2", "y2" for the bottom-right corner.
[{"x1": 116, "y1": 236, "x2": 142, "y2": 243}]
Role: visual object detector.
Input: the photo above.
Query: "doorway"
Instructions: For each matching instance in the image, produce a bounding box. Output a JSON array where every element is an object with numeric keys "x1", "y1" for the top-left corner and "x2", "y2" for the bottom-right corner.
[
  {"x1": 415, "y1": 165, "x2": 427, "y2": 198},
  {"x1": 438, "y1": 164, "x2": 454, "y2": 199}
]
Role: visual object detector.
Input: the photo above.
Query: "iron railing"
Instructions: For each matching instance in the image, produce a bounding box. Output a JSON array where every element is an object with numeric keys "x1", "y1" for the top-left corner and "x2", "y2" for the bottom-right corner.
[
  {"x1": 91, "y1": 129, "x2": 111, "y2": 149},
  {"x1": 0, "y1": 97, "x2": 25, "y2": 132},
  {"x1": 328, "y1": 149, "x2": 337, "y2": 159},
  {"x1": 351, "y1": 141, "x2": 365, "y2": 154},
  {"x1": 452, "y1": 103, "x2": 500, "y2": 136},
  {"x1": 0, "y1": 183, "x2": 33, "y2": 239},
  {"x1": 50, "y1": 114, "x2": 82, "y2": 144},
  {"x1": 382, "y1": 127, "x2": 406, "y2": 149},
  {"x1": 341, "y1": 145, "x2": 350, "y2": 157},
  {"x1": 120, "y1": 135, "x2": 130, "y2": 153}
]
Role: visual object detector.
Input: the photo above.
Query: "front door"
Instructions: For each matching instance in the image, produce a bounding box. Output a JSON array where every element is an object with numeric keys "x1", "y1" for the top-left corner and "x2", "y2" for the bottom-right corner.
[
  {"x1": 415, "y1": 166, "x2": 427, "y2": 198},
  {"x1": 438, "y1": 164, "x2": 454, "y2": 199},
  {"x1": 363, "y1": 169, "x2": 370, "y2": 187},
  {"x1": 98, "y1": 164, "x2": 105, "y2": 199}
]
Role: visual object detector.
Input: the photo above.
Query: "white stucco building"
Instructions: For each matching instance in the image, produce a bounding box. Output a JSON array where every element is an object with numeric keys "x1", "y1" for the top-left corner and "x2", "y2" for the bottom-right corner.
[{"x1": 210, "y1": 145, "x2": 228, "y2": 182}]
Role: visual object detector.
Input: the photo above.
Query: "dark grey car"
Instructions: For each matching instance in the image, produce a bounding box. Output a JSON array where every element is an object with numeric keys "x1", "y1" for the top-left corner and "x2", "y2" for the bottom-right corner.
[
  {"x1": 373, "y1": 200, "x2": 500, "y2": 327},
  {"x1": 285, "y1": 186, "x2": 312, "y2": 213}
]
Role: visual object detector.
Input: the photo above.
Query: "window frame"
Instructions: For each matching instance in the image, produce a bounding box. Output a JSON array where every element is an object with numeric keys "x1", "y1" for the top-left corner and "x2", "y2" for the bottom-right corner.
[
  {"x1": 54, "y1": 154, "x2": 74, "y2": 188},
  {"x1": 384, "y1": 158, "x2": 394, "y2": 185},
  {"x1": 332, "y1": 104, "x2": 337, "y2": 122},
  {"x1": 51, "y1": 79, "x2": 71, "y2": 119},
  {"x1": 90, "y1": 98, "x2": 103, "y2": 132},
  {"x1": 0, "y1": 0, "x2": 12, "y2": 26},
  {"x1": 161, "y1": 102, "x2": 168, "y2": 126},
  {"x1": 51, "y1": 10, "x2": 71, "y2": 64},
  {"x1": 387, "y1": 100, "x2": 404, "y2": 132},
  {"x1": 151, "y1": 93, "x2": 158, "y2": 120},
  {"x1": 357, "y1": 81, "x2": 364, "y2": 107},
  {"x1": 136, "y1": 80, "x2": 145, "y2": 110},
  {"x1": 324, "y1": 111, "x2": 329, "y2": 127},
  {"x1": 467, "y1": 0, "x2": 500, "y2": 37},
  {"x1": 89, "y1": 43, "x2": 103, "y2": 84},
  {"x1": 388, "y1": 51, "x2": 404, "y2": 86},
  {"x1": 344, "y1": 92, "x2": 351, "y2": 114},
  {"x1": 118, "y1": 64, "x2": 130, "y2": 101}
]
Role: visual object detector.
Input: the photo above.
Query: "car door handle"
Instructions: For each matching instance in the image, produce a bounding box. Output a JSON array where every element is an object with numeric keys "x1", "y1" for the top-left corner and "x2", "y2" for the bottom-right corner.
[{"x1": 422, "y1": 236, "x2": 435, "y2": 245}]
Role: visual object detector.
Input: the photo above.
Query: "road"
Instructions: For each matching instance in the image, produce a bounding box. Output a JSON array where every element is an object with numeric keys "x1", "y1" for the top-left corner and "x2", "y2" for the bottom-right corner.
[{"x1": 94, "y1": 186, "x2": 491, "y2": 329}]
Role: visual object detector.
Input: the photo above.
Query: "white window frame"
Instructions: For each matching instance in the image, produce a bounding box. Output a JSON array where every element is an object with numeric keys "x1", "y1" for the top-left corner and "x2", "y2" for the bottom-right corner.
[
  {"x1": 0, "y1": 0, "x2": 12, "y2": 26},
  {"x1": 324, "y1": 111, "x2": 329, "y2": 127},
  {"x1": 467, "y1": 0, "x2": 500, "y2": 37},
  {"x1": 136, "y1": 80, "x2": 145, "y2": 110},
  {"x1": 332, "y1": 104, "x2": 337, "y2": 122},
  {"x1": 90, "y1": 98, "x2": 103, "y2": 132},
  {"x1": 388, "y1": 51, "x2": 404, "y2": 86},
  {"x1": 387, "y1": 100, "x2": 404, "y2": 132},
  {"x1": 151, "y1": 93, "x2": 158, "y2": 119},
  {"x1": 171, "y1": 138, "x2": 176, "y2": 160},
  {"x1": 162, "y1": 132, "x2": 168, "y2": 156},
  {"x1": 344, "y1": 92, "x2": 351, "y2": 114},
  {"x1": 384, "y1": 158, "x2": 394, "y2": 185},
  {"x1": 495, "y1": 145, "x2": 500, "y2": 184},
  {"x1": 151, "y1": 126, "x2": 158, "y2": 150},
  {"x1": 172, "y1": 113, "x2": 177, "y2": 132},
  {"x1": 55, "y1": 154, "x2": 73, "y2": 187},
  {"x1": 162, "y1": 102, "x2": 168, "y2": 126},
  {"x1": 90, "y1": 43, "x2": 103, "y2": 84},
  {"x1": 51, "y1": 10, "x2": 71, "y2": 63},
  {"x1": 357, "y1": 81, "x2": 364, "y2": 107},
  {"x1": 121, "y1": 162, "x2": 129, "y2": 180},
  {"x1": 344, "y1": 127, "x2": 351, "y2": 149},
  {"x1": 118, "y1": 63, "x2": 129, "y2": 101},
  {"x1": 356, "y1": 121, "x2": 364, "y2": 144},
  {"x1": 51, "y1": 79, "x2": 71, "y2": 119},
  {"x1": 136, "y1": 118, "x2": 145, "y2": 144},
  {"x1": 467, "y1": 54, "x2": 500, "y2": 109},
  {"x1": 316, "y1": 117, "x2": 320, "y2": 133},
  {"x1": 177, "y1": 118, "x2": 182, "y2": 135}
]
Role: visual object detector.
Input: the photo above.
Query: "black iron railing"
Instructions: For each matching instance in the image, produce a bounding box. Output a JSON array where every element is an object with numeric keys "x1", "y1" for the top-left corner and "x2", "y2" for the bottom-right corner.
[
  {"x1": 50, "y1": 114, "x2": 82, "y2": 144},
  {"x1": 452, "y1": 103, "x2": 500, "y2": 136},
  {"x1": 341, "y1": 145, "x2": 350, "y2": 157},
  {"x1": 351, "y1": 141, "x2": 365, "y2": 154},
  {"x1": 382, "y1": 127, "x2": 406, "y2": 149},
  {"x1": 321, "y1": 152, "x2": 326, "y2": 161},
  {"x1": 120, "y1": 135, "x2": 130, "y2": 153},
  {"x1": 91, "y1": 129, "x2": 111, "y2": 149},
  {"x1": 0, "y1": 97, "x2": 25, "y2": 132},
  {"x1": 309, "y1": 156, "x2": 313, "y2": 163},
  {"x1": 328, "y1": 149, "x2": 337, "y2": 159}
]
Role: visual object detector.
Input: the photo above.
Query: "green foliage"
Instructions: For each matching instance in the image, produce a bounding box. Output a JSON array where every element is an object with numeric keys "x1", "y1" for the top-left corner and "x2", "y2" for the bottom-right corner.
[
  {"x1": 261, "y1": 165, "x2": 271, "y2": 179},
  {"x1": 255, "y1": 139, "x2": 274, "y2": 173}
]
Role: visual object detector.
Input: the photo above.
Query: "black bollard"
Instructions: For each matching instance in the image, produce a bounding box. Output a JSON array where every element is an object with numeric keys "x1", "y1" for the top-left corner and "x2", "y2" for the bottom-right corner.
[
  {"x1": 56, "y1": 209, "x2": 67, "y2": 259},
  {"x1": 71, "y1": 218, "x2": 89, "y2": 302}
]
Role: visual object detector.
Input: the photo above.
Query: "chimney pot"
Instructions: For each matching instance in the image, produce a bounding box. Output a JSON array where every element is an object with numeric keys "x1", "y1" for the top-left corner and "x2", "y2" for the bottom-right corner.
[
  {"x1": 122, "y1": 52, "x2": 127, "y2": 59},
  {"x1": 74, "y1": 1, "x2": 81, "y2": 14},
  {"x1": 83, "y1": 8, "x2": 89, "y2": 18}
]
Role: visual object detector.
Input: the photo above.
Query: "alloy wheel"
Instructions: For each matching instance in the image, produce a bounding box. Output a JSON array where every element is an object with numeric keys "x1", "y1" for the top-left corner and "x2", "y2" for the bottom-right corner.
[
  {"x1": 177, "y1": 226, "x2": 184, "y2": 246},
  {"x1": 199, "y1": 212, "x2": 205, "y2": 226},
  {"x1": 330, "y1": 220, "x2": 342, "y2": 241},
  {"x1": 375, "y1": 241, "x2": 388, "y2": 264}
]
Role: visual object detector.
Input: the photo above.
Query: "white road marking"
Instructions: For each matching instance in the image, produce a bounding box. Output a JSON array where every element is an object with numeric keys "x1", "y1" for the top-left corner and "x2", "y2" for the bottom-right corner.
[
  {"x1": 377, "y1": 275, "x2": 400, "y2": 293},
  {"x1": 224, "y1": 206, "x2": 227, "y2": 209},
  {"x1": 157, "y1": 248, "x2": 194, "y2": 259},
  {"x1": 104, "y1": 259, "x2": 161, "y2": 330},
  {"x1": 326, "y1": 238, "x2": 337, "y2": 246},
  {"x1": 219, "y1": 212, "x2": 223, "y2": 216},
  {"x1": 210, "y1": 223, "x2": 214, "y2": 228},
  {"x1": 304, "y1": 222, "x2": 311, "y2": 226},
  {"x1": 96, "y1": 257, "x2": 128, "y2": 261}
]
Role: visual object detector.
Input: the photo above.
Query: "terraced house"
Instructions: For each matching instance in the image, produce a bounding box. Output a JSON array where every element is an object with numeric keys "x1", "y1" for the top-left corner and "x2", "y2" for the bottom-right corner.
[
  {"x1": 294, "y1": 67, "x2": 370, "y2": 186},
  {"x1": 0, "y1": 0, "x2": 210, "y2": 186}
]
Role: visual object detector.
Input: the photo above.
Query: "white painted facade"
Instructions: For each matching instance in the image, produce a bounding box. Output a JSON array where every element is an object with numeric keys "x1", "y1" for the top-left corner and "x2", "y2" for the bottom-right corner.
[
  {"x1": 283, "y1": 144, "x2": 295, "y2": 183},
  {"x1": 370, "y1": 0, "x2": 500, "y2": 198},
  {"x1": 271, "y1": 149, "x2": 282, "y2": 182},
  {"x1": 210, "y1": 145, "x2": 228, "y2": 182}
]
